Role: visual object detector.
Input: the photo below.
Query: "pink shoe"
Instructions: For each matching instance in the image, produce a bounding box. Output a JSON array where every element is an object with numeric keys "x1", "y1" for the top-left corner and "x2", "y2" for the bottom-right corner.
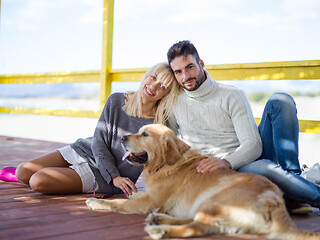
[{"x1": 0, "y1": 167, "x2": 20, "y2": 182}]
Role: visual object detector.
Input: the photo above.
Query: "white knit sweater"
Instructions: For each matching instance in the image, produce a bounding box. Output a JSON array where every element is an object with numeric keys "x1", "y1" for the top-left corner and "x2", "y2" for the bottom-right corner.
[{"x1": 168, "y1": 70, "x2": 262, "y2": 169}]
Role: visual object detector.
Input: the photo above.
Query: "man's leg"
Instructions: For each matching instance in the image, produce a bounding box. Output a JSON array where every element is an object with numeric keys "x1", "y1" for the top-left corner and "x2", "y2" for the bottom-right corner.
[
  {"x1": 258, "y1": 92, "x2": 301, "y2": 174},
  {"x1": 238, "y1": 159, "x2": 320, "y2": 208}
]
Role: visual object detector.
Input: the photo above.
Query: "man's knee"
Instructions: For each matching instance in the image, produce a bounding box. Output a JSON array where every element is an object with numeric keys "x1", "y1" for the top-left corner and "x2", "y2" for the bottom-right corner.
[
  {"x1": 266, "y1": 92, "x2": 297, "y2": 114},
  {"x1": 269, "y1": 92, "x2": 295, "y2": 106}
]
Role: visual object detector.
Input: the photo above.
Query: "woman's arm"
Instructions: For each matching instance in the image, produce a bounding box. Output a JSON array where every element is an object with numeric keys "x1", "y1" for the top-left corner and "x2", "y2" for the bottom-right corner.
[{"x1": 91, "y1": 95, "x2": 121, "y2": 184}]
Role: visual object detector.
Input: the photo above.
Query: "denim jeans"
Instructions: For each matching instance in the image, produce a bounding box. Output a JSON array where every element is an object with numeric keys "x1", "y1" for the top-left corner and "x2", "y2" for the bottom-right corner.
[{"x1": 238, "y1": 93, "x2": 320, "y2": 208}]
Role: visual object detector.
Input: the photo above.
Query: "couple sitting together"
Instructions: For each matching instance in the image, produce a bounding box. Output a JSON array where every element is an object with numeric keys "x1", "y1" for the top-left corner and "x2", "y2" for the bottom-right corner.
[{"x1": 13, "y1": 40, "x2": 320, "y2": 214}]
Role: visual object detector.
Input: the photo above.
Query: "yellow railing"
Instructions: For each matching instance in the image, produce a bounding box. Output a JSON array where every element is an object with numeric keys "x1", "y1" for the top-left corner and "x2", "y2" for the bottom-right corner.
[
  {"x1": 1, "y1": 60, "x2": 320, "y2": 133},
  {"x1": 0, "y1": 0, "x2": 319, "y2": 134},
  {"x1": 0, "y1": 70, "x2": 101, "y2": 118}
]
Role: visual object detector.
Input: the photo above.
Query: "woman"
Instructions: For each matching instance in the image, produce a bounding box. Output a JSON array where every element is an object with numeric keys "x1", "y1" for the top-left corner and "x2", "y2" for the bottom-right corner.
[{"x1": 15, "y1": 62, "x2": 181, "y2": 196}]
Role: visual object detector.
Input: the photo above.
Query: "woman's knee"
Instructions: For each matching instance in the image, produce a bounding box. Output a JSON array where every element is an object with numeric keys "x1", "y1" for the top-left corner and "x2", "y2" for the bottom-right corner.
[
  {"x1": 15, "y1": 162, "x2": 33, "y2": 184},
  {"x1": 29, "y1": 171, "x2": 50, "y2": 193}
]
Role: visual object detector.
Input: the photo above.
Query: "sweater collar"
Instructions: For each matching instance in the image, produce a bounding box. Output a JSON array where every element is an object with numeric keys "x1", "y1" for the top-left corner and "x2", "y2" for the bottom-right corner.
[{"x1": 183, "y1": 70, "x2": 216, "y2": 98}]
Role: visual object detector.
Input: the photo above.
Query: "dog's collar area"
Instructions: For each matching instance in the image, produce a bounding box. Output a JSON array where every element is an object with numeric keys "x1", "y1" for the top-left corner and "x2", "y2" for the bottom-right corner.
[
  {"x1": 153, "y1": 148, "x2": 188, "y2": 173},
  {"x1": 154, "y1": 163, "x2": 165, "y2": 173},
  {"x1": 181, "y1": 148, "x2": 188, "y2": 156}
]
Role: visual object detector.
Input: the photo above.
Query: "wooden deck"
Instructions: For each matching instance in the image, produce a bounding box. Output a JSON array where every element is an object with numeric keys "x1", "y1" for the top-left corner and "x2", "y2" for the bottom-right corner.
[{"x1": 0, "y1": 135, "x2": 319, "y2": 240}]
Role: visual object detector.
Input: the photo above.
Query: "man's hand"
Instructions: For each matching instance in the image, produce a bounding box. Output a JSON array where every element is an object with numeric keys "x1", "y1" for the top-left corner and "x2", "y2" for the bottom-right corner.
[
  {"x1": 196, "y1": 157, "x2": 231, "y2": 173},
  {"x1": 112, "y1": 176, "x2": 137, "y2": 196}
]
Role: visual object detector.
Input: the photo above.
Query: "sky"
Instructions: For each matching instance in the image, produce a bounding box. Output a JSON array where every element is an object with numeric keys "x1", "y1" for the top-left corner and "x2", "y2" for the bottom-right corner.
[{"x1": 0, "y1": 0, "x2": 319, "y2": 94}]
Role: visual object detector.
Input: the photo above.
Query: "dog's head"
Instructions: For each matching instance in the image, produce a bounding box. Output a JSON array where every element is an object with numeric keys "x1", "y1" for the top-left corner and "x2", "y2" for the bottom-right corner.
[{"x1": 121, "y1": 124, "x2": 190, "y2": 173}]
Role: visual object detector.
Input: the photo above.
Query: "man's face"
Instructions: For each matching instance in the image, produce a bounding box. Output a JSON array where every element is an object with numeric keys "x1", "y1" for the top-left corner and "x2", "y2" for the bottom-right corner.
[{"x1": 170, "y1": 55, "x2": 205, "y2": 91}]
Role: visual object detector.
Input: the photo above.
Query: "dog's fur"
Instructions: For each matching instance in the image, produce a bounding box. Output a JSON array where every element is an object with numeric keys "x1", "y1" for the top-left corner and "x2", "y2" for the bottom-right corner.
[{"x1": 86, "y1": 124, "x2": 320, "y2": 240}]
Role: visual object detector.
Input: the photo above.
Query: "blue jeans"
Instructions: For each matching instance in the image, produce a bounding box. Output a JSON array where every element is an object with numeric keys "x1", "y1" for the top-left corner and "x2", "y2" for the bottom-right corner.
[{"x1": 238, "y1": 93, "x2": 320, "y2": 208}]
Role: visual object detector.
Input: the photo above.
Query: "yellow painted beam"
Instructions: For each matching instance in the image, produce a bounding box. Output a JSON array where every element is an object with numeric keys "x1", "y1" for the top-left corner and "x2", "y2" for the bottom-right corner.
[
  {"x1": 209, "y1": 60, "x2": 320, "y2": 69},
  {"x1": 206, "y1": 60, "x2": 320, "y2": 81},
  {"x1": 255, "y1": 118, "x2": 320, "y2": 134},
  {"x1": 0, "y1": 106, "x2": 100, "y2": 118},
  {"x1": 110, "y1": 68, "x2": 147, "y2": 82},
  {"x1": 1, "y1": 59, "x2": 319, "y2": 134},
  {"x1": 298, "y1": 120, "x2": 320, "y2": 134},
  {"x1": 99, "y1": 0, "x2": 114, "y2": 111},
  {"x1": 111, "y1": 60, "x2": 320, "y2": 82},
  {"x1": 0, "y1": 71, "x2": 100, "y2": 84},
  {"x1": 1, "y1": 60, "x2": 319, "y2": 84}
]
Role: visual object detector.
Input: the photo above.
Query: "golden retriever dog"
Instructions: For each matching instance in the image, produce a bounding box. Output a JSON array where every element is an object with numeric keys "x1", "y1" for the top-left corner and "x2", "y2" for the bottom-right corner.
[{"x1": 86, "y1": 124, "x2": 319, "y2": 240}]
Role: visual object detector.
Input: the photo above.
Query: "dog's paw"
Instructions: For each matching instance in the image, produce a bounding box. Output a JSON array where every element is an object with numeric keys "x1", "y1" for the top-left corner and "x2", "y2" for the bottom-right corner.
[
  {"x1": 145, "y1": 225, "x2": 167, "y2": 240},
  {"x1": 128, "y1": 191, "x2": 145, "y2": 199},
  {"x1": 146, "y1": 212, "x2": 171, "y2": 225},
  {"x1": 86, "y1": 198, "x2": 98, "y2": 210},
  {"x1": 146, "y1": 213, "x2": 161, "y2": 225},
  {"x1": 86, "y1": 197, "x2": 108, "y2": 210}
]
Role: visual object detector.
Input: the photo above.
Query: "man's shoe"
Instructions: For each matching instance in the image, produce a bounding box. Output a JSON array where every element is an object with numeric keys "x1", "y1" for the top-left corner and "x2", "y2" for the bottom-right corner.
[
  {"x1": 286, "y1": 200, "x2": 314, "y2": 215},
  {"x1": 301, "y1": 163, "x2": 320, "y2": 185}
]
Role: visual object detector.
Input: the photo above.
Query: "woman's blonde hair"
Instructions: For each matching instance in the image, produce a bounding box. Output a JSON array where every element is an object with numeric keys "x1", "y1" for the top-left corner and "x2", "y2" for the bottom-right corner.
[{"x1": 123, "y1": 62, "x2": 181, "y2": 125}]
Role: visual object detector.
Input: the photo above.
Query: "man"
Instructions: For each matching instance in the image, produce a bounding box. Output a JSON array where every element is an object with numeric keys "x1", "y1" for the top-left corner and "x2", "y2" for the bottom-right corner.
[
  {"x1": 167, "y1": 40, "x2": 320, "y2": 212},
  {"x1": 167, "y1": 40, "x2": 262, "y2": 172}
]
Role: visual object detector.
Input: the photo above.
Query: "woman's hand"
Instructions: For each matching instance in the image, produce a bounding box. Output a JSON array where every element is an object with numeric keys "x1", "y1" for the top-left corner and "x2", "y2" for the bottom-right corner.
[
  {"x1": 112, "y1": 176, "x2": 137, "y2": 196},
  {"x1": 196, "y1": 157, "x2": 231, "y2": 173}
]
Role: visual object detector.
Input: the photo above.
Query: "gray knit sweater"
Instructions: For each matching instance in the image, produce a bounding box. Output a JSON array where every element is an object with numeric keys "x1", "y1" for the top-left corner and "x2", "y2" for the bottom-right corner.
[{"x1": 70, "y1": 92, "x2": 153, "y2": 194}]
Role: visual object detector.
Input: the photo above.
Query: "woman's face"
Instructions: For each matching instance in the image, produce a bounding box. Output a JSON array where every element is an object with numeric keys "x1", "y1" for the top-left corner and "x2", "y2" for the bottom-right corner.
[{"x1": 140, "y1": 72, "x2": 172, "y2": 104}]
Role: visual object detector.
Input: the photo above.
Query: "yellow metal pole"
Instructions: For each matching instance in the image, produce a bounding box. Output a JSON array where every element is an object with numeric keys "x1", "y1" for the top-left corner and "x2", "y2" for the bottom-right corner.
[{"x1": 100, "y1": 0, "x2": 114, "y2": 112}]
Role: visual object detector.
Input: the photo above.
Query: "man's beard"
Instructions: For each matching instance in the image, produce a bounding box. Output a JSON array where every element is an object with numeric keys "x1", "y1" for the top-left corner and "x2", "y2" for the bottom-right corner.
[
  {"x1": 193, "y1": 78, "x2": 202, "y2": 91},
  {"x1": 184, "y1": 70, "x2": 204, "y2": 91}
]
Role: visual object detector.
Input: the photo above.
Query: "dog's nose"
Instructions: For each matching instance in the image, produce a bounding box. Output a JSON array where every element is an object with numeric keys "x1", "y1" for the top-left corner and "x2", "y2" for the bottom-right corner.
[{"x1": 121, "y1": 136, "x2": 128, "y2": 143}]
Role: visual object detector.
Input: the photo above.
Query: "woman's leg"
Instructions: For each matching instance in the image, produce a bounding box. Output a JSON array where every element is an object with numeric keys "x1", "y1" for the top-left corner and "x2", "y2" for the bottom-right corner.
[
  {"x1": 258, "y1": 92, "x2": 301, "y2": 174},
  {"x1": 238, "y1": 159, "x2": 320, "y2": 208},
  {"x1": 16, "y1": 150, "x2": 70, "y2": 184},
  {"x1": 16, "y1": 150, "x2": 82, "y2": 194},
  {"x1": 29, "y1": 167, "x2": 82, "y2": 194}
]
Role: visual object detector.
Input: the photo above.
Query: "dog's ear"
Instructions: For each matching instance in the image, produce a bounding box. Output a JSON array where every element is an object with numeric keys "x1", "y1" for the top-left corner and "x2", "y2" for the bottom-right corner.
[{"x1": 161, "y1": 134, "x2": 190, "y2": 165}]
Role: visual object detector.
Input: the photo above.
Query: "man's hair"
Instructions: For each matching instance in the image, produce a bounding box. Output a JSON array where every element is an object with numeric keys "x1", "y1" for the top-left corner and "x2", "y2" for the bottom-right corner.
[{"x1": 167, "y1": 40, "x2": 200, "y2": 64}]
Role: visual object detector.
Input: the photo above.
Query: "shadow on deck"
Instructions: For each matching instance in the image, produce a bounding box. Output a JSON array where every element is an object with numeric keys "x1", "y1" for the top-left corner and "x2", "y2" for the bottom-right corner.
[{"x1": 0, "y1": 136, "x2": 319, "y2": 240}]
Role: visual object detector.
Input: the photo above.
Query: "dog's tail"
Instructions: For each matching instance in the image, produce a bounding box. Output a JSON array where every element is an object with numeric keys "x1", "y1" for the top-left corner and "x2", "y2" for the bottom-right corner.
[
  {"x1": 268, "y1": 229, "x2": 320, "y2": 240},
  {"x1": 266, "y1": 202, "x2": 320, "y2": 240}
]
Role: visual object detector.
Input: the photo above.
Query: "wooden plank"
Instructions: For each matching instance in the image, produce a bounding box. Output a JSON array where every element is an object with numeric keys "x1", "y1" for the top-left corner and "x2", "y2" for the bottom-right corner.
[
  {"x1": 0, "y1": 182, "x2": 318, "y2": 240},
  {"x1": 0, "y1": 136, "x2": 67, "y2": 169},
  {"x1": 0, "y1": 137, "x2": 319, "y2": 240},
  {"x1": 0, "y1": 212, "x2": 146, "y2": 240},
  {"x1": 292, "y1": 213, "x2": 320, "y2": 232}
]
